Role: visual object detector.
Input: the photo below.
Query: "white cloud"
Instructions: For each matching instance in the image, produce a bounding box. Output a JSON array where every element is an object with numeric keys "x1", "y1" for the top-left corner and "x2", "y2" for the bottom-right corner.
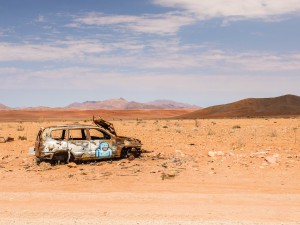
[
  {"x1": 153, "y1": 0, "x2": 300, "y2": 21},
  {"x1": 71, "y1": 12, "x2": 196, "y2": 35},
  {"x1": 67, "y1": 1, "x2": 300, "y2": 37},
  {"x1": 0, "y1": 27, "x2": 15, "y2": 37},
  {"x1": 195, "y1": 50, "x2": 300, "y2": 71},
  {"x1": 0, "y1": 40, "x2": 110, "y2": 62},
  {"x1": 0, "y1": 67, "x2": 26, "y2": 75},
  {"x1": 35, "y1": 15, "x2": 46, "y2": 23},
  {"x1": 1, "y1": 39, "x2": 300, "y2": 72}
]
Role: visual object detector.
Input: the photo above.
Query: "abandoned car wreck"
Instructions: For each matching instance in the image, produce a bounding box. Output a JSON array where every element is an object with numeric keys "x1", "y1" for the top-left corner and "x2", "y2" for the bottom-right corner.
[{"x1": 33, "y1": 117, "x2": 142, "y2": 164}]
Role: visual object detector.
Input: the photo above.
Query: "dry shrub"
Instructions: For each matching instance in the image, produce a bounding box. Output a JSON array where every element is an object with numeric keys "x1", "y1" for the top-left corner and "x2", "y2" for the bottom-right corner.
[
  {"x1": 17, "y1": 125, "x2": 25, "y2": 131},
  {"x1": 18, "y1": 136, "x2": 27, "y2": 141},
  {"x1": 231, "y1": 139, "x2": 245, "y2": 150},
  {"x1": 207, "y1": 128, "x2": 215, "y2": 136}
]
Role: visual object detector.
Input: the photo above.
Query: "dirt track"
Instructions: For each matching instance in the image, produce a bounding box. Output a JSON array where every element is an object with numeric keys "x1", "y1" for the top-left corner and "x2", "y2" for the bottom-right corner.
[{"x1": 1, "y1": 117, "x2": 300, "y2": 224}]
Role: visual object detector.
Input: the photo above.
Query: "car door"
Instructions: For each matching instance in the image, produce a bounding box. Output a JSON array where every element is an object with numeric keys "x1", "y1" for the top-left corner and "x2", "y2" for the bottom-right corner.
[
  {"x1": 66, "y1": 128, "x2": 91, "y2": 159},
  {"x1": 88, "y1": 128, "x2": 117, "y2": 158}
]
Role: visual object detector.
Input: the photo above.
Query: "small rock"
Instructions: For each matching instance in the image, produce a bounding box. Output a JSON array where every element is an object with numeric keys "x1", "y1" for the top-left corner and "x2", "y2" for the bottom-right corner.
[
  {"x1": 175, "y1": 150, "x2": 185, "y2": 158},
  {"x1": 39, "y1": 162, "x2": 52, "y2": 170},
  {"x1": 265, "y1": 156, "x2": 277, "y2": 165},
  {"x1": 67, "y1": 162, "x2": 77, "y2": 168},
  {"x1": 161, "y1": 173, "x2": 176, "y2": 180},
  {"x1": 128, "y1": 155, "x2": 135, "y2": 161},
  {"x1": 161, "y1": 162, "x2": 168, "y2": 168},
  {"x1": 208, "y1": 151, "x2": 216, "y2": 157},
  {"x1": 216, "y1": 151, "x2": 224, "y2": 156}
]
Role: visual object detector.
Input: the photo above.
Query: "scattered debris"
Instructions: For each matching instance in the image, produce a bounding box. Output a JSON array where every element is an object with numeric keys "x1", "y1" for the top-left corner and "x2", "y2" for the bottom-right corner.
[
  {"x1": 0, "y1": 137, "x2": 14, "y2": 143},
  {"x1": 151, "y1": 152, "x2": 166, "y2": 160},
  {"x1": 161, "y1": 172, "x2": 176, "y2": 180}
]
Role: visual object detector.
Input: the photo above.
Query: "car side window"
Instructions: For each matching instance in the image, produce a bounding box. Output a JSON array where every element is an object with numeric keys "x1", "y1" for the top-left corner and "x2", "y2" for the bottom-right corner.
[
  {"x1": 89, "y1": 129, "x2": 110, "y2": 140},
  {"x1": 50, "y1": 129, "x2": 65, "y2": 140},
  {"x1": 68, "y1": 129, "x2": 88, "y2": 141}
]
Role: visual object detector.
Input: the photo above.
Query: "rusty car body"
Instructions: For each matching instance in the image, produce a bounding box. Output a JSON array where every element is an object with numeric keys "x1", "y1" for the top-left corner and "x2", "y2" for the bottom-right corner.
[{"x1": 33, "y1": 117, "x2": 142, "y2": 163}]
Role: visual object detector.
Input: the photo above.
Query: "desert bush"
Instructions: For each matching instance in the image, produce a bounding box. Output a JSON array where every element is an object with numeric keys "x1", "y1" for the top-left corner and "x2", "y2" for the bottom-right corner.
[
  {"x1": 232, "y1": 125, "x2": 241, "y2": 129},
  {"x1": 17, "y1": 125, "x2": 25, "y2": 131},
  {"x1": 162, "y1": 125, "x2": 168, "y2": 129},
  {"x1": 175, "y1": 129, "x2": 181, "y2": 133},
  {"x1": 174, "y1": 121, "x2": 180, "y2": 127},
  {"x1": 207, "y1": 128, "x2": 215, "y2": 135},
  {"x1": 231, "y1": 139, "x2": 245, "y2": 150},
  {"x1": 293, "y1": 127, "x2": 297, "y2": 143},
  {"x1": 18, "y1": 136, "x2": 27, "y2": 141},
  {"x1": 270, "y1": 129, "x2": 277, "y2": 137}
]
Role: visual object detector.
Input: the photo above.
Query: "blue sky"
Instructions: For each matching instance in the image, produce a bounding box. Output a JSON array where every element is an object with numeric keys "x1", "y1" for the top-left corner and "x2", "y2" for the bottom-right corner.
[{"x1": 1, "y1": 0, "x2": 300, "y2": 107}]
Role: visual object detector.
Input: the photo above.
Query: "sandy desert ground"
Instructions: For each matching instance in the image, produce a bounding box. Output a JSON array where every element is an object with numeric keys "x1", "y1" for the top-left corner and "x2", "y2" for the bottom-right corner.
[{"x1": 1, "y1": 115, "x2": 300, "y2": 224}]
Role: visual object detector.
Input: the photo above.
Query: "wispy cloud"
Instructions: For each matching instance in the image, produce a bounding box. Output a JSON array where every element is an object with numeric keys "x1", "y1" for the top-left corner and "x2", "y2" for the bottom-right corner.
[
  {"x1": 70, "y1": 12, "x2": 196, "y2": 35},
  {"x1": 1, "y1": 39, "x2": 300, "y2": 73},
  {"x1": 35, "y1": 15, "x2": 46, "y2": 23},
  {"x1": 69, "y1": 1, "x2": 300, "y2": 36},
  {"x1": 0, "y1": 40, "x2": 110, "y2": 62},
  {"x1": 153, "y1": 0, "x2": 300, "y2": 21}
]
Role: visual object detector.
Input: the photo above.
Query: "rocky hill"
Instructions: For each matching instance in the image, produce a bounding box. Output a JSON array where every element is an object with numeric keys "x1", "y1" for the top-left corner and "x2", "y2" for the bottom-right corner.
[{"x1": 176, "y1": 94, "x2": 300, "y2": 119}]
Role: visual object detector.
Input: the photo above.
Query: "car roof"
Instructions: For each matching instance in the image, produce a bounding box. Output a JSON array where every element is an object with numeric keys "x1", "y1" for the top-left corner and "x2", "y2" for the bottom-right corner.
[{"x1": 42, "y1": 124, "x2": 98, "y2": 129}]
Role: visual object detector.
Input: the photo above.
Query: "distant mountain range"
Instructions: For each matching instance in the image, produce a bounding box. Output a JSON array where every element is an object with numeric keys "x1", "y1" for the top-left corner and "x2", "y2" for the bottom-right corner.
[
  {"x1": 0, "y1": 103, "x2": 10, "y2": 110},
  {"x1": 0, "y1": 98, "x2": 199, "y2": 110},
  {"x1": 177, "y1": 94, "x2": 300, "y2": 119},
  {"x1": 66, "y1": 98, "x2": 199, "y2": 110},
  {"x1": 2, "y1": 95, "x2": 300, "y2": 118}
]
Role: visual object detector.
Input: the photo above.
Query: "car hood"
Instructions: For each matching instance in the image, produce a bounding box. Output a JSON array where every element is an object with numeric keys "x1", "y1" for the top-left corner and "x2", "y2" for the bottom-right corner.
[
  {"x1": 93, "y1": 116, "x2": 117, "y2": 136},
  {"x1": 118, "y1": 136, "x2": 142, "y2": 147}
]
